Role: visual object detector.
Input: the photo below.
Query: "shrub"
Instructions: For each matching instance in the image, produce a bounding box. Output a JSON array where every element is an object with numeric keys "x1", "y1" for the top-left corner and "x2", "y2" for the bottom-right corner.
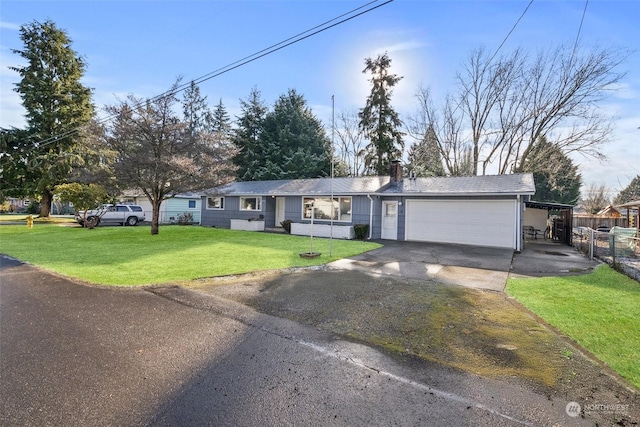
[
  {"x1": 26, "y1": 201, "x2": 40, "y2": 215},
  {"x1": 177, "y1": 212, "x2": 194, "y2": 225},
  {"x1": 281, "y1": 219, "x2": 292, "y2": 234},
  {"x1": 354, "y1": 224, "x2": 369, "y2": 240}
]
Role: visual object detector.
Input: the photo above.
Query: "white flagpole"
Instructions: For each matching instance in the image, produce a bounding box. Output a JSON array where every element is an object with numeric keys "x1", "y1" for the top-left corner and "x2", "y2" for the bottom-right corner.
[{"x1": 330, "y1": 94, "x2": 335, "y2": 257}]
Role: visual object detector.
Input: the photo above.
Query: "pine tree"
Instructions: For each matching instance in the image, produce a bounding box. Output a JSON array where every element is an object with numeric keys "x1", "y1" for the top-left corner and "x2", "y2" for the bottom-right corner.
[
  {"x1": 232, "y1": 88, "x2": 268, "y2": 181},
  {"x1": 10, "y1": 20, "x2": 94, "y2": 216},
  {"x1": 358, "y1": 52, "x2": 404, "y2": 175},
  {"x1": 521, "y1": 137, "x2": 581, "y2": 205},
  {"x1": 254, "y1": 89, "x2": 331, "y2": 180},
  {"x1": 614, "y1": 175, "x2": 640, "y2": 205},
  {"x1": 407, "y1": 125, "x2": 445, "y2": 177},
  {"x1": 183, "y1": 80, "x2": 211, "y2": 137}
]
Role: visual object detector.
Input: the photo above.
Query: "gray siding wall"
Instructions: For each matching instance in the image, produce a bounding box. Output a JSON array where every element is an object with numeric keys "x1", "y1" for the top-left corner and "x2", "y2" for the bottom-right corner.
[
  {"x1": 201, "y1": 193, "x2": 521, "y2": 242},
  {"x1": 200, "y1": 196, "x2": 266, "y2": 228},
  {"x1": 201, "y1": 195, "x2": 377, "y2": 231}
]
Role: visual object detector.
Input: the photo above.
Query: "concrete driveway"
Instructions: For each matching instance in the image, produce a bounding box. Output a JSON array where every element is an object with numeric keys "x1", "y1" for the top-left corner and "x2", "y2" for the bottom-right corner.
[{"x1": 328, "y1": 241, "x2": 514, "y2": 291}]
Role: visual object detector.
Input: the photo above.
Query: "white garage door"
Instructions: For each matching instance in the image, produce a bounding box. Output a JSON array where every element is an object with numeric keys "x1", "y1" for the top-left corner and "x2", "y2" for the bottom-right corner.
[{"x1": 405, "y1": 199, "x2": 516, "y2": 248}]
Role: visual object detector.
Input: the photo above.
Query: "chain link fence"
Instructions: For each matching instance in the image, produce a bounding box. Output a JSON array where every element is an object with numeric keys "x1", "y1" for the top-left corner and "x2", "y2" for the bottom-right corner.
[{"x1": 573, "y1": 227, "x2": 640, "y2": 282}]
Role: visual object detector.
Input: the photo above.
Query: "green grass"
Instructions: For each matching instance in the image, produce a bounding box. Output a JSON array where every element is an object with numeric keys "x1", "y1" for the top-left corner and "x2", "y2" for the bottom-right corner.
[
  {"x1": 507, "y1": 265, "x2": 640, "y2": 389},
  {"x1": 0, "y1": 214, "x2": 75, "y2": 223},
  {"x1": 0, "y1": 224, "x2": 380, "y2": 286}
]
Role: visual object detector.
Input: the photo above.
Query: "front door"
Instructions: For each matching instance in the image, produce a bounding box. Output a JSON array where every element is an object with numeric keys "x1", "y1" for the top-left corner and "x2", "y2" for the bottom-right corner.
[
  {"x1": 381, "y1": 201, "x2": 398, "y2": 240},
  {"x1": 275, "y1": 197, "x2": 286, "y2": 227}
]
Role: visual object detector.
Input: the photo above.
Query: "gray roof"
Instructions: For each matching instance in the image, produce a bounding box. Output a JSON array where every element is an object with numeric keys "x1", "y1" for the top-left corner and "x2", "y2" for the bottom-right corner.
[
  {"x1": 203, "y1": 173, "x2": 535, "y2": 197},
  {"x1": 388, "y1": 174, "x2": 536, "y2": 196},
  {"x1": 204, "y1": 177, "x2": 390, "y2": 196},
  {"x1": 122, "y1": 189, "x2": 203, "y2": 198}
]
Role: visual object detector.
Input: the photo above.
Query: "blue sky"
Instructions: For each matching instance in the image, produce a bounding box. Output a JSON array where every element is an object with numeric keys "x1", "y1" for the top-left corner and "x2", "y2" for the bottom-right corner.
[{"x1": 1, "y1": 0, "x2": 638, "y2": 198}]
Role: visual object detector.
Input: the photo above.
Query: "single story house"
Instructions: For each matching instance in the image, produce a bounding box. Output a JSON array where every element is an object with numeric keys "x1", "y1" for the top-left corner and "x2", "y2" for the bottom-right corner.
[
  {"x1": 200, "y1": 162, "x2": 535, "y2": 250},
  {"x1": 121, "y1": 191, "x2": 202, "y2": 224},
  {"x1": 596, "y1": 205, "x2": 622, "y2": 218}
]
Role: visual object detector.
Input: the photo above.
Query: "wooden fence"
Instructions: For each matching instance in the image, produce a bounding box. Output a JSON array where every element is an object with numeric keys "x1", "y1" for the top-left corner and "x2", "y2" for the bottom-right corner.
[{"x1": 573, "y1": 216, "x2": 629, "y2": 229}]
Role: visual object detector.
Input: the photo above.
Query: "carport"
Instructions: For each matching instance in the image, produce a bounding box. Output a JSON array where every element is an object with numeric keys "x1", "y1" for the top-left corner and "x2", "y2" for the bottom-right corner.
[
  {"x1": 618, "y1": 200, "x2": 640, "y2": 231},
  {"x1": 524, "y1": 200, "x2": 574, "y2": 245}
]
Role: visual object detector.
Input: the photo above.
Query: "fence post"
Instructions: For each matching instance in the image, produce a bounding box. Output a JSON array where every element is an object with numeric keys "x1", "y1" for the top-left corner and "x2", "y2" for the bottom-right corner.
[
  {"x1": 611, "y1": 233, "x2": 616, "y2": 265},
  {"x1": 589, "y1": 228, "x2": 594, "y2": 260}
]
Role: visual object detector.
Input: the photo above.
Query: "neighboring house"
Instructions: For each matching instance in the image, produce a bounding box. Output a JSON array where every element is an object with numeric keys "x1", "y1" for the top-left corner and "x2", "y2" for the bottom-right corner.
[
  {"x1": 121, "y1": 191, "x2": 202, "y2": 224},
  {"x1": 596, "y1": 205, "x2": 622, "y2": 218},
  {"x1": 5, "y1": 198, "x2": 32, "y2": 213},
  {"x1": 200, "y1": 162, "x2": 535, "y2": 250}
]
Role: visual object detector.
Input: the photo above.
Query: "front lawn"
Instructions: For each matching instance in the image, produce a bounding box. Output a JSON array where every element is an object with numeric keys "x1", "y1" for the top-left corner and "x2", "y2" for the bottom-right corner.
[
  {"x1": 0, "y1": 214, "x2": 75, "y2": 223},
  {"x1": 507, "y1": 265, "x2": 640, "y2": 390},
  {"x1": 0, "y1": 224, "x2": 380, "y2": 286}
]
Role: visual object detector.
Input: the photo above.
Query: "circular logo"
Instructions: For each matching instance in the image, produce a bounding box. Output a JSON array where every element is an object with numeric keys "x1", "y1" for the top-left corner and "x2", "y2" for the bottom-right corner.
[{"x1": 566, "y1": 401, "x2": 581, "y2": 417}]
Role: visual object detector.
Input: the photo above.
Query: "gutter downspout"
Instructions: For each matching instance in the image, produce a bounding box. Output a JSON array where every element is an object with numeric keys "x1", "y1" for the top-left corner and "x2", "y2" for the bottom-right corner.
[
  {"x1": 367, "y1": 194, "x2": 374, "y2": 240},
  {"x1": 516, "y1": 195, "x2": 522, "y2": 251}
]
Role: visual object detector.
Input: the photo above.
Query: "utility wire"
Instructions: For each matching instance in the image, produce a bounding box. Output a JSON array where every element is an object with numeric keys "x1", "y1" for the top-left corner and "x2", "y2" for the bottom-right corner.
[
  {"x1": 23, "y1": 0, "x2": 393, "y2": 150},
  {"x1": 484, "y1": 0, "x2": 534, "y2": 73},
  {"x1": 571, "y1": 0, "x2": 589, "y2": 62},
  {"x1": 446, "y1": 0, "x2": 534, "y2": 126}
]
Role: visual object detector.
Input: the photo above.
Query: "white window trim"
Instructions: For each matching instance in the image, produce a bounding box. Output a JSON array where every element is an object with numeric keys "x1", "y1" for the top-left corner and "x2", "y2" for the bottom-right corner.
[
  {"x1": 302, "y1": 196, "x2": 352, "y2": 223},
  {"x1": 206, "y1": 196, "x2": 225, "y2": 210},
  {"x1": 240, "y1": 196, "x2": 262, "y2": 211}
]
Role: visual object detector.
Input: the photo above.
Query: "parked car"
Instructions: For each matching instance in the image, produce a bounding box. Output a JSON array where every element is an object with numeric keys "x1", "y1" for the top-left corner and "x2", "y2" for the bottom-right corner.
[{"x1": 76, "y1": 204, "x2": 145, "y2": 227}]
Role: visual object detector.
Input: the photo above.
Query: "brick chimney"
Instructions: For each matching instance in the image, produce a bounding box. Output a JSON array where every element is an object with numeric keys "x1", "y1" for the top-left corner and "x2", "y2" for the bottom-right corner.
[{"x1": 390, "y1": 160, "x2": 403, "y2": 183}]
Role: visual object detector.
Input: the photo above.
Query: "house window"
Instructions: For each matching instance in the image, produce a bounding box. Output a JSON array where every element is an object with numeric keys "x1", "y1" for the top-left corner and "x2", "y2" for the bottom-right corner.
[
  {"x1": 188, "y1": 200, "x2": 196, "y2": 209},
  {"x1": 206, "y1": 197, "x2": 224, "y2": 210},
  {"x1": 302, "y1": 197, "x2": 351, "y2": 222},
  {"x1": 240, "y1": 197, "x2": 262, "y2": 211}
]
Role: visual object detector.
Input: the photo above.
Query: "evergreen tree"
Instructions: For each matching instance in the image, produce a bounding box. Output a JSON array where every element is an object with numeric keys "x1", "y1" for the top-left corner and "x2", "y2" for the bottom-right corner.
[
  {"x1": 253, "y1": 89, "x2": 331, "y2": 180},
  {"x1": 358, "y1": 52, "x2": 404, "y2": 175},
  {"x1": 232, "y1": 88, "x2": 268, "y2": 181},
  {"x1": 211, "y1": 99, "x2": 232, "y2": 135},
  {"x1": 10, "y1": 20, "x2": 94, "y2": 216},
  {"x1": 614, "y1": 175, "x2": 640, "y2": 205},
  {"x1": 521, "y1": 137, "x2": 581, "y2": 205},
  {"x1": 0, "y1": 128, "x2": 31, "y2": 201},
  {"x1": 210, "y1": 99, "x2": 233, "y2": 154},
  {"x1": 182, "y1": 80, "x2": 211, "y2": 137},
  {"x1": 407, "y1": 125, "x2": 445, "y2": 177}
]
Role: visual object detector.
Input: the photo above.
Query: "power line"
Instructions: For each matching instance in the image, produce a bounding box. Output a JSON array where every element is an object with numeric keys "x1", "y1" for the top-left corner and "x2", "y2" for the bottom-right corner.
[
  {"x1": 484, "y1": 0, "x2": 535, "y2": 72},
  {"x1": 447, "y1": 0, "x2": 534, "y2": 119},
  {"x1": 571, "y1": 0, "x2": 589, "y2": 62},
  {"x1": 23, "y1": 0, "x2": 394, "y2": 150}
]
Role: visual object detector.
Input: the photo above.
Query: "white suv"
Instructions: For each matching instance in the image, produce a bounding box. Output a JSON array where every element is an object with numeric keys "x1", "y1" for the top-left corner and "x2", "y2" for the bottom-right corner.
[{"x1": 76, "y1": 204, "x2": 145, "y2": 227}]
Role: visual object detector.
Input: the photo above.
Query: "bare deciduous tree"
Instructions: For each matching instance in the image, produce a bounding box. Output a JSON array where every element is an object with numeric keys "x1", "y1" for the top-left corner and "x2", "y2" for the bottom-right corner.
[
  {"x1": 414, "y1": 44, "x2": 627, "y2": 176},
  {"x1": 335, "y1": 110, "x2": 366, "y2": 176},
  {"x1": 408, "y1": 87, "x2": 474, "y2": 176},
  {"x1": 581, "y1": 183, "x2": 611, "y2": 214},
  {"x1": 103, "y1": 80, "x2": 235, "y2": 235}
]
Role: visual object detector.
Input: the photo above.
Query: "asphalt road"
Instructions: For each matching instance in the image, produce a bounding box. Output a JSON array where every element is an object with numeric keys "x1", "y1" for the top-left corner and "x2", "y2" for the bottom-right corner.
[{"x1": 0, "y1": 255, "x2": 599, "y2": 426}]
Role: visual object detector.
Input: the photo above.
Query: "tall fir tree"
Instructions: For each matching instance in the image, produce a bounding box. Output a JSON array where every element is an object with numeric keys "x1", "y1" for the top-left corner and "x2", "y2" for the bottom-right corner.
[
  {"x1": 232, "y1": 88, "x2": 268, "y2": 181},
  {"x1": 211, "y1": 99, "x2": 232, "y2": 135},
  {"x1": 614, "y1": 175, "x2": 640, "y2": 205},
  {"x1": 521, "y1": 137, "x2": 581, "y2": 205},
  {"x1": 183, "y1": 80, "x2": 211, "y2": 137},
  {"x1": 254, "y1": 89, "x2": 331, "y2": 180},
  {"x1": 407, "y1": 125, "x2": 445, "y2": 177},
  {"x1": 10, "y1": 20, "x2": 94, "y2": 216},
  {"x1": 358, "y1": 52, "x2": 404, "y2": 175},
  {"x1": 210, "y1": 99, "x2": 233, "y2": 153}
]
